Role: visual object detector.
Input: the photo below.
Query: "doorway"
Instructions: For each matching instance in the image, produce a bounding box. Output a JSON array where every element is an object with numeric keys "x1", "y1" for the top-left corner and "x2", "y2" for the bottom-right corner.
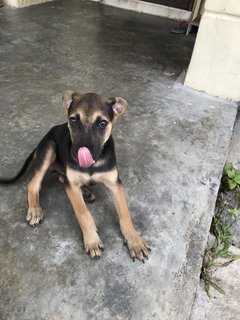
[{"x1": 142, "y1": 0, "x2": 194, "y2": 10}]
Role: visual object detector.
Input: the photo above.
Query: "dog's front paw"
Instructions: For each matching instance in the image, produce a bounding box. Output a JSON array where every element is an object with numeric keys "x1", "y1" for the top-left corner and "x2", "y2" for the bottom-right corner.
[
  {"x1": 84, "y1": 231, "x2": 104, "y2": 258},
  {"x1": 125, "y1": 232, "x2": 151, "y2": 262},
  {"x1": 26, "y1": 206, "x2": 44, "y2": 226}
]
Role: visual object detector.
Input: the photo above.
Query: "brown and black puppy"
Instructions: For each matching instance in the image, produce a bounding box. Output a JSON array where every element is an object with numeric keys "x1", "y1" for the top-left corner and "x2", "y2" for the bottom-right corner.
[{"x1": 0, "y1": 91, "x2": 150, "y2": 262}]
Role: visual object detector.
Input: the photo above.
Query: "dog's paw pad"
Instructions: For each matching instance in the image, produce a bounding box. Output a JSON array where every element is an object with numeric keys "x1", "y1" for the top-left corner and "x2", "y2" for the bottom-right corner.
[{"x1": 27, "y1": 207, "x2": 44, "y2": 226}]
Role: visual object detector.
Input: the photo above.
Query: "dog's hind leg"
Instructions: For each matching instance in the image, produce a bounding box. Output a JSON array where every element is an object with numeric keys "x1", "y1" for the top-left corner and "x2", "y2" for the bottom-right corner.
[
  {"x1": 81, "y1": 186, "x2": 95, "y2": 203},
  {"x1": 27, "y1": 140, "x2": 56, "y2": 226}
]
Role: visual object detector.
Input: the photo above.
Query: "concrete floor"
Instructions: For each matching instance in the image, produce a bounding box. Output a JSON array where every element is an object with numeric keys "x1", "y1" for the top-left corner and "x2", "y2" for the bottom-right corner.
[{"x1": 0, "y1": 1, "x2": 237, "y2": 319}]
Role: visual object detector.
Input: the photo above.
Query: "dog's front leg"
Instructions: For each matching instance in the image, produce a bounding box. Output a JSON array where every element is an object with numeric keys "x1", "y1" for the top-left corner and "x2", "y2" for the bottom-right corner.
[
  {"x1": 106, "y1": 179, "x2": 150, "y2": 262},
  {"x1": 27, "y1": 141, "x2": 56, "y2": 226},
  {"x1": 65, "y1": 184, "x2": 104, "y2": 258}
]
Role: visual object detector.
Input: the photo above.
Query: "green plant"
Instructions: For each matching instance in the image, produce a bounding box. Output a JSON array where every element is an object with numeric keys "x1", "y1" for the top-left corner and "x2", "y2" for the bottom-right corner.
[
  {"x1": 211, "y1": 204, "x2": 238, "y2": 255},
  {"x1": 224, "y1": 163, "x2": 240, "y2": 190},
  {"x1": 202, "y1": 185, "x2": 240, "y2": 297}
]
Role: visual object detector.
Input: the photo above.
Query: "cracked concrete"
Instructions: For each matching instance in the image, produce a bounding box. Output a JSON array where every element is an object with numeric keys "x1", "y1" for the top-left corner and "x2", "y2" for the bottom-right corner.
[{"x1": 0, "y1": 1, "x2": 238, "y2": 319}]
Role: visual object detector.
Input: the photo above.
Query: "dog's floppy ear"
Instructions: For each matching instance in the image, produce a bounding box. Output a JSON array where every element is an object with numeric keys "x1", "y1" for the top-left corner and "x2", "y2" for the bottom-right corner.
[
  {"x1": 110, "y1": 97, "x2": 128, "y2": 117},
  {"x1": 62, "y1": 90, "x2": 74, "y2": 112}
]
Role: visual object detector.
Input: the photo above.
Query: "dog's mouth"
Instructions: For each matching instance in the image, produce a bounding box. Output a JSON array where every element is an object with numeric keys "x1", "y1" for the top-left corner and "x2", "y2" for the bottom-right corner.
[{"x1": 77, "y1": 147, "x2": 96, "y2": 168}]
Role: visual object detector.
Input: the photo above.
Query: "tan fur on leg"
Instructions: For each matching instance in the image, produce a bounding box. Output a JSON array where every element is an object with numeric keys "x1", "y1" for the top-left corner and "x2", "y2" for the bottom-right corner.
[
  {"x1": 104, "y1": 178, "x2": 150, "y2": 262},
  {"x1": 27, "y1": 142, "x2": 56, "y2": 226},
  {"x1": 65, "y1": 185, "x2": 103, "y2": 257}
]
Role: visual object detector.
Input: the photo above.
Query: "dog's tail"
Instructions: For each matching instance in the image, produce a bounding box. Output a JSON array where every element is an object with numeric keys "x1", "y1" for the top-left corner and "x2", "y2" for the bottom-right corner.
[{"x1": 0, "y1": 150, "x2": 36, "y2": 184}]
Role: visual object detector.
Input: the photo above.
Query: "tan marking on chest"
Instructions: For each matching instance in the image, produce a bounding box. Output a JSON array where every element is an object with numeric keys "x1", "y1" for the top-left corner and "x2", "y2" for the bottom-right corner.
[
  {"x1": 67, "y1": 167, "x2": 91, "y2": 187},
  {"x1": 66, "y1": 166, "x2": 118, "y2": 187},
  {"x1": 92, "y1": 168, "x2": 118, "y2": 186}
]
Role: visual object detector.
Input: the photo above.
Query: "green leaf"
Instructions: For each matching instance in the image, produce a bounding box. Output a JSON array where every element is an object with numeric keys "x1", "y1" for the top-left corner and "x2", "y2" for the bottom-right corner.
[
  {"x1": 226, "y1": 170, "x2": 235, "y2": 179},
  {"x1": 214, "y1": 226, "x2": 223, "y2": 243},
  {"x1": 204, "y1": 281, "x2": 211, "y2": 298},
  {"x1": 226, "y1": 254, "x2": 240, "y2": 260},
  {"x1": 213, "y1": 260, "x2": 234, "y2": 267},
  {"x1": 224, "y1": 163, "x2": 233, "y2": 171},
  {"x1": 234, "y1": 171, "x2": 240, "y2": 184},
  {"x1": 225, "y1": 164, "x2": 235, "y2": 178},
  {"x1": 218, "y1": 250, "x2": 227, "y2": 258},
  {"x1": 229, "y1": 179, "x2": 237, "y2": 190},
  {"x1": 209, "y1": 281, "x2": 225, "y2": 294},
  {"x1": 228, "y1": 208, "x2": 239, "y2": 219}
]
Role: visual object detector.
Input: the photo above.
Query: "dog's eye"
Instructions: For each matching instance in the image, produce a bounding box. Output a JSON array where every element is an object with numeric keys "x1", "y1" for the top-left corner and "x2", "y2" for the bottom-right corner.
[
  {"x1": 69, "y1": 117, "x2": 78, "y2": 127},
  {"x1": 98, "y1": 120, "x2": 108, "y2": 129}
]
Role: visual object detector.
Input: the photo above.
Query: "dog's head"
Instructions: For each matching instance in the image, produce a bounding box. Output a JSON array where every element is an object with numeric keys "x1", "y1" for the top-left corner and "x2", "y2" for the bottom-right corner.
[{"x1": 62, "y1": 91, "x2": 128, "y2": 168}]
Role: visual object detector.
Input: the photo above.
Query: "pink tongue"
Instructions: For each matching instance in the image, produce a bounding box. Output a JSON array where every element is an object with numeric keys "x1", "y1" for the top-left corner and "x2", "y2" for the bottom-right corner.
[{"x1": 78, "y1": 147, "x2": 95, "y2": 168}]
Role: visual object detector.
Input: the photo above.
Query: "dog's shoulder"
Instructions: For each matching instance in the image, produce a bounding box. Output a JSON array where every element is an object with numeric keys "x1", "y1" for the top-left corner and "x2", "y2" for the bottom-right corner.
[
  {"x1": 45, "y1": 123, "x2": 69, "y2": 146},
  {"x1": 49, "y1": 123, "x2": 69, "y2": 139},
  {"x1": 37, "y1": 123, "x2": 71, "y2": 167}
]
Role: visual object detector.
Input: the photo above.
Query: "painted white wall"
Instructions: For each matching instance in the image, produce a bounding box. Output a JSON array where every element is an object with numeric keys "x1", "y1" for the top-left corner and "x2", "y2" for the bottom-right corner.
[
  {"x1": 5, "y1": 0, "x2": 52, "y2": 7},
  {"x1": 185, "y1": 0, "x2": 240, "y2": 101}
]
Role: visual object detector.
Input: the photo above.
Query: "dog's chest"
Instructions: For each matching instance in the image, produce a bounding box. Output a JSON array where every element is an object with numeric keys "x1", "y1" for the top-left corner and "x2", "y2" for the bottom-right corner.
[
  {"x1": 66, "y1": 166, "x2": 118, "y2": 187},
  {"x1": 66, "y1": 168, "x2": 93, "y2": 186}
]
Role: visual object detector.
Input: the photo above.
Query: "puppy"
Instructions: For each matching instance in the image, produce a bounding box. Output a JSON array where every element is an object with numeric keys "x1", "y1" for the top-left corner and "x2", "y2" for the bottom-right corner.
[{"x1": 0, "y1": 91, "x2": 150, "y2": 261}]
